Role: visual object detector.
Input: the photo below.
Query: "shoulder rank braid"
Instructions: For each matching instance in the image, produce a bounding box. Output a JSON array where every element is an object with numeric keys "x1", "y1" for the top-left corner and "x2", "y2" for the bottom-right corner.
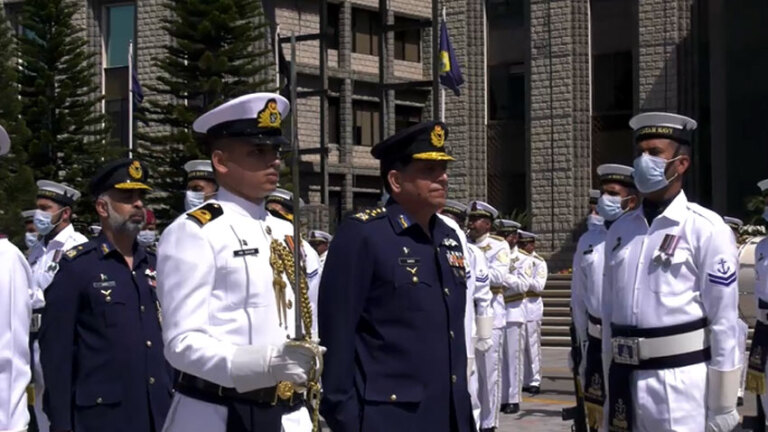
[
  {"x1": 268, "y1": 235, "x2": 323, "y2": 432},
  {"x1": 351, "y1": 206, "x2": 387, "y2": 222},
  {"x1": 186, "y1": 202, "x2": 223, "y2": 227}
]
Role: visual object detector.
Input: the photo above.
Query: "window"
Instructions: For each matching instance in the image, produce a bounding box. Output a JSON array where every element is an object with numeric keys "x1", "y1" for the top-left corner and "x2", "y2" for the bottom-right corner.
[
  {"x1": 394, "y1": 17, "x2": 421, "y2": 62},
  {"x1": 328, "y1": 97, "x2": 340, "y2": 144},
  {"x1": 353, "y1": 8, "x2": 379, "y2": 56},
  {"x1": 103, "y1": 3, "x2": 136, "y2": 148},
  {"x1": 488, "y1": 67, "x2": 525, "y2": 121},
  {"x1": 592, "y1": 52, "x2": 632, "y2": 113},
  {"x1": 353, "y1": 101, "x2": 380, "y2": 146},
  {"x1": 105, "y1": 4, "x2": 135, "y2": 68},
  {"x1": 395, "y1": 105, "x2": 422, "y2": 132},
  {"x1": 326, "y1": 3, "x2": 341, "y2": 50}
]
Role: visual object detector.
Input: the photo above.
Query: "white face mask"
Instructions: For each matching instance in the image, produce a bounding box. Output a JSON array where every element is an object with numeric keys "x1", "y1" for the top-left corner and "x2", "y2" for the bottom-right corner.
[
  {"x1": 25, "y1": 232, "x2": 39, "y2": 249},
  {"x1": 632, "y1": 153, "x2": 681, "y2": 194},
  {"x1": 597, "y1": 194, "x2": 630, "y2": 222},
  {"x1": 137, "y1": 230, "x2": 157, "y2": 247},
  {"x1": 185, "y1": 190, "x2": 205, "y2": 211},
  {"x1": 33, "y1": 208, "x2": 64, "y2": 236}
]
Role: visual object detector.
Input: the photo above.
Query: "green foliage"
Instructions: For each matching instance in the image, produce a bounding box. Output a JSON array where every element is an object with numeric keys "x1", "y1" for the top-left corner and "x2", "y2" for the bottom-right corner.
[
  {"x1": 17, "y1": 0, "x2": 114, "y2": 227},
  {"x1": 138, "y1": 0, "x2": 274, "y2": 224},
  {"x1": 745, "y1": 194, "x2": 766, "y2": 226},
  {"x1": 0, "y1": 10, "x2": 35, "y2": 245},
  {"x1": 503, "y1": 209, "x2": 533, "y2": 230}
]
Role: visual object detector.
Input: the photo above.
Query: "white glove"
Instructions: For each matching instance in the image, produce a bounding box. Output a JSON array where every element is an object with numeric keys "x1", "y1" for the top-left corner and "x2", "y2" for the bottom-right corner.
[
  {"x1": 475, "y1": 315, "x2": 494, "y2": 352},
  {"x1": 475, "y1": 336, "x2": 493, "y2": 352},
  {"x1": 705, "y1": 366, "x2": 741, "y2": 432},
  {"x1": 705, "y1": 409, "x2": 739, "y2": 432},
  {"x1": 230, "y1": 342, "x2": 325, "y2": 393}
]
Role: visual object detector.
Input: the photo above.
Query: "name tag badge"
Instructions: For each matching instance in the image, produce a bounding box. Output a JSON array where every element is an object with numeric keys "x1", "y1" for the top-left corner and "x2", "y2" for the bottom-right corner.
[
  {"x1": 399, "y1": 257, "x2": 420, "y2": 266},
  {"x1": 92, "y1": 281, "x2": 116, "y2": 289},
  {"x1": 234, "y1": 248, "x2": 259, "y2": 257}
]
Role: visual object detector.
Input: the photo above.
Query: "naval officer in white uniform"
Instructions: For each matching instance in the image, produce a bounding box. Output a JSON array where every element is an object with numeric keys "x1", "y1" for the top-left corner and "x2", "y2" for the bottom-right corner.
[
  {"x1": 601, "y1": 112, "x2": 740, "y2": 432},
  {"x1": 467, "y1": 200, "x2": 510, "y2": 432},
  {"x1": 157, "y1": 93, "x2": 323, "y2": 432},
  {"x1": 27, "y1": 180, "x2": 88, "y2": 431},
  {"x1": 0, "y1": 125, "x2": 32, "y2": 432}
]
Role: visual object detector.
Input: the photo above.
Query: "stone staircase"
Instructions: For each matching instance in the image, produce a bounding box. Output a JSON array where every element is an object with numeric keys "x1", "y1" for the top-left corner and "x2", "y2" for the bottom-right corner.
[{"x1": 541, "y1": 274, "x2": 573, "y2": 347}]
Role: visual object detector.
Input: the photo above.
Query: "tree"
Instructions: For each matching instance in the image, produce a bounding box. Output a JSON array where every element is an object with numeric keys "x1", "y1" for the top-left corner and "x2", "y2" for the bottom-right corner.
[
  {"x1": 0, "y1": 10, "x2": 35, "y2": 246},
  {"x1": 138, "y1": 0, "x2": 274, "y2": 223},
  {"x1": 17, "y1": 0, "x2": 114, "y2": 226}
]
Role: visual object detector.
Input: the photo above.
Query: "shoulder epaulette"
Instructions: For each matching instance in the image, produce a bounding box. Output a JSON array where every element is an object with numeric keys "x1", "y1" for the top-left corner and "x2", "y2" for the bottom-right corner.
[
  {"x1": 64, "y1": 242, "x2": 96, "y2": 261},
  {"x1": 489, "y1": 234, "x2": 506, "y2": 242},
  {"x1": 187, "y1": 202, "x2": 224, "y2": 227},
  {"x1": 350, "y1": 206, "x2": 387, "y2": 222},
  {"x1": 518, "y1": 249, "x2": 531, "y2": 257},
  {"x1": 532, "y1": 252, "x2": 544, "y2": 262}
]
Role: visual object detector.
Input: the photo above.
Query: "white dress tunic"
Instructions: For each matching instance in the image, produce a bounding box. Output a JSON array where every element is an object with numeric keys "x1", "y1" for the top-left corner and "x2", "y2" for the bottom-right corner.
[
  {"x1": 157, "y1": 188, "x2": 319, "y2": 432},
  {"x1": 601, "y1": 192, "x2": 739, "y2": 431}
]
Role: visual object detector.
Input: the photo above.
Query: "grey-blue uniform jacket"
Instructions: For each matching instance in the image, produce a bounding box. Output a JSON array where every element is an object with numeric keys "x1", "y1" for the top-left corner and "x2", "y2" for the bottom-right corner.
[
  {"x1": 318, "y1": 200, "x2": 475, "y2": 432},
  {"x1": 39, "y1": 236, "x2": 173, "y2": 432}
]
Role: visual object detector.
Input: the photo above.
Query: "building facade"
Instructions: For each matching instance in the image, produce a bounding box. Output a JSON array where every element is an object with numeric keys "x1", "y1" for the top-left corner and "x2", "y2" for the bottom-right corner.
[{"x1": 3, "y1": 0, "x2": 767, "y2": 270}]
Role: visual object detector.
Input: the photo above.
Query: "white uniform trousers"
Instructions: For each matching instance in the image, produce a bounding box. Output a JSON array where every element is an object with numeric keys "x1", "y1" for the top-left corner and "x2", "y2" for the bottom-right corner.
[
  {"x1": 737, "y1": 319, "x2": 747, "y2": 399},
  {"x1": 467, "y1": 356, "x2": 481, "y2": 427},
  {"x1": 523, "y1": 320, "x2": 542, "y2": 387},
  {"x1": 31, "y1": 340, "x2": 50, "y2": 431},
  {"x1": 476, "y1": 328, "x2": 504, "y2": 429},
  {"x1": 162, "y1": 393, "x2": 312, "y2": 432},
  {"x1": 602, "y1": 363, "x2": 707, "y2": 431},
  {"x1": 500, "y1": 322, "x2": 523, "y2": 404}
]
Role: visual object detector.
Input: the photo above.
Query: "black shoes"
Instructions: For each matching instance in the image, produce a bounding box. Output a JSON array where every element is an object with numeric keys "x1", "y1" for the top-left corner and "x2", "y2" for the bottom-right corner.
[
  {"x1": 527, "y1": 385, "x2": 540, "y2": 395},
  {"x1": 502, "y1": 403, "x2": 520, "y2": 414}
]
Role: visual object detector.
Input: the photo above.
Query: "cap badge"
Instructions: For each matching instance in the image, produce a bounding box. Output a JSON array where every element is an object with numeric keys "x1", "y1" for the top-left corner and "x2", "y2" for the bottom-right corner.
[
  {"x1": 430, "y1": 124, "x2": 445, "y2": 148},
  {"x1": 128, "y1": 161, "x2": 143, "y2": 180},
  {"x1": 257, "y1": 98, "x2": 282, "y2": 128}
]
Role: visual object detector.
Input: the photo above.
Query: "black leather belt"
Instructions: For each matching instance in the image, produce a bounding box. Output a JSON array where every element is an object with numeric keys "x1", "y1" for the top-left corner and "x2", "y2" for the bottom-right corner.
[
  {"x1": 587, "y1": 313, "x2": 601, "y2": 326},
  {"x1": 176, "y1": 373, "x2": 306, "y2": 408}
]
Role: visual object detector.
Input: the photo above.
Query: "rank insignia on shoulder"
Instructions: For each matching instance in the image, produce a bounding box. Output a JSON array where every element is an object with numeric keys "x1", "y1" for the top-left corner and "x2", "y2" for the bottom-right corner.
[
  {"x1": 351, "y1": 206, "x2": 387, "y2": 222},
  {"x1": 64, "y1": 244, "x2": 91, "y2": 260},
  {"x1": 187, "y1": 203, "x2": 223, "y2": 227},
  {"x1": 442, "y1": 238, "x2": 459, "y2": 248}
]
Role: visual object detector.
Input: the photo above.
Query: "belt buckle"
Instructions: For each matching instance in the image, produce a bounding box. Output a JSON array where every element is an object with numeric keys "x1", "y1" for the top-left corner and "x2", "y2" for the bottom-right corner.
[
  {"x1": 612, "y1": 336, "x2": 640, "y2": 365},
  {"x1": 30, "y1": 313, "x2": 42, "y2": 332}
]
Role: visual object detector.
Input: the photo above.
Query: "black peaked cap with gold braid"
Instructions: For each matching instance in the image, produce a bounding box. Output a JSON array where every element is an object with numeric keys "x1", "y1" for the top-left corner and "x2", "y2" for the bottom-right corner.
[
  {"x1": 90, "y1": 158, "x2": 152, "y2": 197},
  {"x1": 371, "y1": 121, "x2": 454, "y2": 167}
]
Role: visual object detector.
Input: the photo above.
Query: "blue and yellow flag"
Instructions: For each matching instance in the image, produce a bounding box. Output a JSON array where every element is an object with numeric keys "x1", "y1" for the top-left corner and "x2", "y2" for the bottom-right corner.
[{"x1": 439, "y1": 19, "x2": 464, "y2": 96}]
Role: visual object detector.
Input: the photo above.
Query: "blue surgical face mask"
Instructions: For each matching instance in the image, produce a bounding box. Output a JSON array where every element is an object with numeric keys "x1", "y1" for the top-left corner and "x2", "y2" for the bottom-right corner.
[
  {"x1": 184, "y1": 190, "x2": 205, "y2": 211},
  {"x1": 137, "y1": 230, "x2": 157, "y2": 247},
  {"x1": 632, "y1": 153, "x2": 680, "y2": 194},
  {"x1": 586, "y1": 214, "x2": 604, "y2": 229},
  {"x1": 33, "y1": 208, "x2": 64, "y2": 236},
  {"x1": 597, "y1": 194, "x2": 629, "y2": 222},
  {"x1": 762, "y1": 206, "x2": 768, "y2": 223},
  {"x1": 25, "y1": 232, "x2": 39, "y2": 249}
]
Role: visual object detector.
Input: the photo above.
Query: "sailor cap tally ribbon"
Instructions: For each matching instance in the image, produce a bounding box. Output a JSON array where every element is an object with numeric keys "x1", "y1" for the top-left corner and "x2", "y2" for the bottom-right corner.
[
  {"x1": 629, "y1": 112, "x2": 698, "y2": 146},
  {"x1": 597, "y1": 164, "x2": 635, "y2": 188},
  {"x1": 36, "y1": 180, "x2": 82, "y2": 206},
  {"x1": 184, "y1": 160, "x2": 215, "y2": 181}
]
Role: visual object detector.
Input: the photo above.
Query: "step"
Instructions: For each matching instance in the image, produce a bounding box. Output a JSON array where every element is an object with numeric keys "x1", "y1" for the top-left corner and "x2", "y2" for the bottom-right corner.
[
  {"x1": 541, "y1": 289, "x2": 571, "y2": 298},
  {"x1": 541, "y1": 325, "x2": 570, "y2": 337},
  {"x1": 542, "y1": 316, "x2": 572, "y2": 326},
  {"x1": 542, "y1": 336, "x2": 571, "y2": 347},
  {"x1": 543, "y1": 297, "x2": 571, "y2": 308},
  {"x1": 546, "y1": 306, "x2": 571, "y2": 317}
]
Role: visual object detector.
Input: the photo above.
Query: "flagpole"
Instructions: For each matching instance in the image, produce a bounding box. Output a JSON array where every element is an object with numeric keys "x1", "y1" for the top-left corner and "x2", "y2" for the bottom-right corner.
[
  {"x1": 128, "y1": 40, "x2": 134, "y2": 159},
  {"x1": 275, "y1": 25, "x2": 281, "y2": 90},
  {"x1": 440, "y1": 8, "x2": 446, "y2": 122}
]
